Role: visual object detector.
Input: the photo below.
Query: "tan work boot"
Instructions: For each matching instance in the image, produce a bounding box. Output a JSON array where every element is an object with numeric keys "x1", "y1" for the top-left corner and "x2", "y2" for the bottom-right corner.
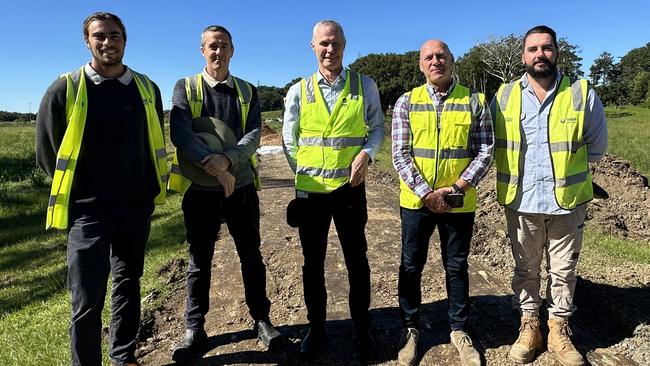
[
  {"x1": 508, "y1": 314, "x2": 543, "y2": 363},
  {"x1": 547, "y1": 318, "x2": 585, "y2": 366},
  {"x1": 397, "y1": 327, "x2": 419, "y2": 366},
  {"x1": 450, "y1": 330, "x2": 481, "y2": 366}
]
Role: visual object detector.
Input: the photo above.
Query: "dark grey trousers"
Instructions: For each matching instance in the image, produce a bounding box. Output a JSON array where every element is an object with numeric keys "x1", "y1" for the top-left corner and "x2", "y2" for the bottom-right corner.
[{"x1": 67, "y1": 204, "x2": 153, "y2": 366}]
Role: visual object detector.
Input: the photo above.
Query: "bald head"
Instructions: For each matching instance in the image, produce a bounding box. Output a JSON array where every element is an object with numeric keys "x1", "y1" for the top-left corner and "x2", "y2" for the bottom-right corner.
[{"x1": 419, "y1": 39, "x2": 454, "y2": 89}]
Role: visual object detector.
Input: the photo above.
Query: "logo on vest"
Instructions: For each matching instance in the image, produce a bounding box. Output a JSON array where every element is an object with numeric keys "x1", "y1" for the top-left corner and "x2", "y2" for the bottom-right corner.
[
  {"x1": 560, "y1": 117, "x2": 577, "y2": 123},
  {"x1": 504, "y1": 116, "x2": 514, "y2": 122}
]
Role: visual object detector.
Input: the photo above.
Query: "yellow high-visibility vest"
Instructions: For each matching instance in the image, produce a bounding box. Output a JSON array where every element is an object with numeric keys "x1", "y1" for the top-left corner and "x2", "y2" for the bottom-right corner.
[
  {"x1": 46, "y1": 66, "x2": 168, "y2": 230},
  {"x1": 295, "y1": 70, "x2": 367, "y2": 193},
  {"x1": 167, "y1": 73, "x2": 260, "y2": 193},
  {"x1": 494, "y1": 76, "x2": 592, "y2": 209},
  {"x1": 398, "y1": 83, "x2": 481, "y2": 212}
]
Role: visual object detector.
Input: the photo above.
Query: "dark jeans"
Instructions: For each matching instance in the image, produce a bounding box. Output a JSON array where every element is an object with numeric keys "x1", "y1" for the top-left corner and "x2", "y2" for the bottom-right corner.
[
  {"x1": 398, "y1": 207, "x2": 475, "y2": 331},
  {"x1": 67, "y1": 203, "x2": 153, "y2": 366},
  {"x1": 298, "y1": 183, "x2": 371, "y2": 332},
  {"x1": 182, "y1": 184, "x2": 271, "y2": 330}
]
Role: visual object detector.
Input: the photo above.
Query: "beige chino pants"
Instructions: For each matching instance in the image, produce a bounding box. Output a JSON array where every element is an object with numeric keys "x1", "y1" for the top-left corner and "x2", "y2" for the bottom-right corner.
[{"x1": 505, "y1": 205, "x2": 586, "y2": 319}]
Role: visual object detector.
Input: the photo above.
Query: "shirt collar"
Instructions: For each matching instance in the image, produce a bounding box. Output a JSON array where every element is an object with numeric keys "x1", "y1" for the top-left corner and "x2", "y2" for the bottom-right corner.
[
  {"x1": 520, "y1": 70, "x2": 562, "y2": 90},
  {"x1": 84, "y1": 63, "x2": 132, "y2": 85},
  {"x1": 202, "y1": 69, "x2": 234, "y2": 88},
  {"x1": 317, "y1": 68, "x2": 346, "y2": 86},
  {"x1": 426, "y1": 79, "x2": 456, "y2": 100}
]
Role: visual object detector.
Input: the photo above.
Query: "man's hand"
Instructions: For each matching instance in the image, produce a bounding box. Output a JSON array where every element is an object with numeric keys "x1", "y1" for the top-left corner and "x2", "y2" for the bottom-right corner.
[
  {"x1": 216, "y1": 170, "x2": 235, "y2": 198},
  {"x1": 202, "y1": 154, "x2": 231, "y2": 176},
  {"x1": 350, "y1": 151, "x2": 370, "y2": 187},
  {"x1": 422, "y1": 187, "x2": 453, "y2": 213}
]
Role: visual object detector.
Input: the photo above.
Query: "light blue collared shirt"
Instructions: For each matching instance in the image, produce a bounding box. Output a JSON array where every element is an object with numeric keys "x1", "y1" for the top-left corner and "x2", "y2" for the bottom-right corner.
[
  {"x1": 491, "y1": 72, "x2": 608, "y2": 215},
  {"x1": 282, "y1": 69, "x2": 385, "y2": 172}
]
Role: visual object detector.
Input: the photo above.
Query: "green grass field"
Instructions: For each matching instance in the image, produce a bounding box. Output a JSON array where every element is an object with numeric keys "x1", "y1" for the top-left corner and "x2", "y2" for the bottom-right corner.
[
  {"x1": 1, "y1": 105, "x2": 649, "y2": 364},
  {"x1": 605, "y1": 105, "x2": 650, "y2": 175}
]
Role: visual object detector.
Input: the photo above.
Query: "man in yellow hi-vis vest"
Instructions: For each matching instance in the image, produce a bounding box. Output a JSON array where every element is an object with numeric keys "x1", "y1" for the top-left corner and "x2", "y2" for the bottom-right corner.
[
  {"x1": 35, "y1": 12, "x2": 166, "y2": 366},
  {"x1": 391, "y1": 39, "x2": 494, "y2": 366},
  {"x1": 282, "y1": 20, "x2": 385, "y2": 361},
  {"x1": 493, "y1": 26, "x2": 607, "y2": 366},
  {"x1": 168, "y1": 25, "x2": 283, "y2": 363}
]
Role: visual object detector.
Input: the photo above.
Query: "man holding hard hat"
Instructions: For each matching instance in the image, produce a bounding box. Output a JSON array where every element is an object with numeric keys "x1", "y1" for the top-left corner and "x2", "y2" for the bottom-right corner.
[{"x1": 168, "y1": 24, "x2": 283, "y2": 362}]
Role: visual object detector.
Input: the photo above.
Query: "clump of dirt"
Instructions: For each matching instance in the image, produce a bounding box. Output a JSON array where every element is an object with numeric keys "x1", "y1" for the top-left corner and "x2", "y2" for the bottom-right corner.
[{"x1": 260, "y1": 123, "x2": 282, "y2": 146}]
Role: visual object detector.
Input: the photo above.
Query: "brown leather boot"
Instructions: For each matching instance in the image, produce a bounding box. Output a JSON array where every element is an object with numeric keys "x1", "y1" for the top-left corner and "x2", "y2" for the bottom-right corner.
[
  {"x1": 508, "y1": 314, "x2": 543, "y2": 364},
  {"x1": 547, "y1": 318, "x2": 585, "y2": 366}
]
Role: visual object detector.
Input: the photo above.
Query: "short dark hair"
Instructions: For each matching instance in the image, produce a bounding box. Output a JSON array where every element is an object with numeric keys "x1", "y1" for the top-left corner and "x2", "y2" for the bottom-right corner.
[
  {"x1": 200, "y1": 25, "x2": 233, "y2": 47},
  {"x1": 523, "y1": 25, "x2": 558, "y2": 51},
  {"x1": 83, "y1": 12, "x2": 127, "y2": 42}
]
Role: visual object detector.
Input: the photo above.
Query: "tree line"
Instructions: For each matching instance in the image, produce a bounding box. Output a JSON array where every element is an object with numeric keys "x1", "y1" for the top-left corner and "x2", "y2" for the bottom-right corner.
[{"x1": 0, "y1": 111, "x2": 35, "y2": 122}]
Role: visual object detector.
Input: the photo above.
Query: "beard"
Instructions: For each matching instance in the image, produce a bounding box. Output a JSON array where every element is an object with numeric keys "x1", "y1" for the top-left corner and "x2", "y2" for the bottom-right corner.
[{"x1": 525, "y1": 58, "x2": 557, "y2": 78}]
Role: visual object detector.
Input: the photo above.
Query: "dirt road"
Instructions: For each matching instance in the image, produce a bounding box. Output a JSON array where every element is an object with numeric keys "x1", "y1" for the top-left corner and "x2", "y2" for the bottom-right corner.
[{"x1": 136, "y1": 141, "x2": 649, "y2": 366}]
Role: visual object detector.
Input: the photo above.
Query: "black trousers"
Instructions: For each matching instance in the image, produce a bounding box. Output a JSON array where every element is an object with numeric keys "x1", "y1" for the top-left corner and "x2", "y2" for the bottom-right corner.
[
  {"x1": 182, "y1": 184, "x2": 271, "y2": 330},
  {"x1": 298, "y1": 183, "x2": 371, "y2": 332},
  {"x1": 398, "y1": 208, "x2": 475, "y2": 331},
  {"x1": 67, "y1": 203, "x2": 153, "y2": 366}
]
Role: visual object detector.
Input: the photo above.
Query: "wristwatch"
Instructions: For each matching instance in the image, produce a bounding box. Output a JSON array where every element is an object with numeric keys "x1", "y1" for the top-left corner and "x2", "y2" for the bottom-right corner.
[{"x1": 452, "y1": 183, "x2": 464, "y2": 195}]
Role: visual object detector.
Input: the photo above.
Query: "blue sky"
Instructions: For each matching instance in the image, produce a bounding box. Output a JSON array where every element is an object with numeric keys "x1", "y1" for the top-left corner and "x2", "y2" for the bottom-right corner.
[{"x1": 1, "y1": 0, "x2": 649, "y2": 112}]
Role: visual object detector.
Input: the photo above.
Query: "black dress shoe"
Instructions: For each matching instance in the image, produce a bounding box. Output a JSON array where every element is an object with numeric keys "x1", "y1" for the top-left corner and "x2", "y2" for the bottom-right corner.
[
  {"x1": 171, "y1": 329, "x2": 208, "y2": 363},
  {"x1": 255, "y1": 319, "x2": 284, "y2": 351},
  {"x1": 357, "y1": 329, "x2": 377, "y2": 362},
  {"x1": 300, "y1": 327, "x2": 327, "y2": 361}
]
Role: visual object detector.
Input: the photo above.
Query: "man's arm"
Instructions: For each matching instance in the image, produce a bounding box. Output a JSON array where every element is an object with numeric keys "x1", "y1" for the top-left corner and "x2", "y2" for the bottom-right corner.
[
  {"x1": 36, "y1": 78, "x2": 68, "y2": 178},
  {"x1": 222, "y1": 83, "x2": 262, "y2": 166},
  {"x1": 169, "y1": 78, "x2": 213, "y2": 162},
  {"x1": 457, "y1": 93, "x2": 494, "y2": 190},
  {"x1": 282, "y1": 81, "x2": 301, "y2": 173},
  {"x1": 391, "y1": 93, "x2": 433, "y2": 198},
  {"x1": 360, "y1": 76, "x2": 385, "y2": 160},
  {"x1": 583, "y1": 87, "x2": 608, "y2": 162},
  {"x1": 349, "y1": 76, "x2": 385, "y2": 186},
  {"x1": 152, "y1": 82, "x2": 164, "y2": 137}
]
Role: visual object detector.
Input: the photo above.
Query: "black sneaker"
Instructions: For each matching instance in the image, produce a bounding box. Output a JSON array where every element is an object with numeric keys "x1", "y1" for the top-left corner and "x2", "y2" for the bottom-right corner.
[
  {"x1": 300, "y1": 327, "x2": 327, "y2": 361},
  {"x1": 255, "y1": 319, "x2": 284, "y2": 351},
  {"x1": 171, "y1": 329, "x2": 208, "y2": 363},
  {"x1": 357, "y1": 328, "x2": 377, "y2": 362}
]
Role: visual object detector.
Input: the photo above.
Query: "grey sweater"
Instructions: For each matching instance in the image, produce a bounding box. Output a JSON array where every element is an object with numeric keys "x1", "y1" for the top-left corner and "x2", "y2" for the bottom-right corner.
[{"x1": 169, "y1": 75, "x2": 261, "y2": 191}]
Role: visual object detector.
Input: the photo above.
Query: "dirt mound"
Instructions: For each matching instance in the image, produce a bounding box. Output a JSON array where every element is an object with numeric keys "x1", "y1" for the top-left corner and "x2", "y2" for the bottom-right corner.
[{"x1": 589, "y1": 154, "x2": 650, "y2": 240}]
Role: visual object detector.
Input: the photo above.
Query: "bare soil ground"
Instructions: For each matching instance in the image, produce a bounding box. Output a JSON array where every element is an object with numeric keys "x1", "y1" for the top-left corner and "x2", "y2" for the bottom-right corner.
[{"x1": 136, "y1": 129, "x2": 649, "y2": 366}]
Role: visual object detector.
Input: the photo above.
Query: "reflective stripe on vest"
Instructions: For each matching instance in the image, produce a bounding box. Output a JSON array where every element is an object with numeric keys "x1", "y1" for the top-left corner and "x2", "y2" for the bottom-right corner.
[
  {"x1": 398, "y1": 83, "x2": 481, "y2": 212},
  {"x1": 167, "y1": 73, "x2": 261, "y2": 193},
  {"x1": 295, "y1": 70, "x2": 366, "y2": 193},
  {"x1": 46, "y1": 67, "x2": 167, "y2": 230},
  {"x1": 494, "y1": 77, "x2": 592, "y2": 209}
]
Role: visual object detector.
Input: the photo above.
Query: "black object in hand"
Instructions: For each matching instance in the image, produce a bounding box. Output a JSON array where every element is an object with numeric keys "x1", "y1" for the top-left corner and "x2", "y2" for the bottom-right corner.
[{"x1": 444, "y1": 193, "x2": 464, "y2": 208}]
